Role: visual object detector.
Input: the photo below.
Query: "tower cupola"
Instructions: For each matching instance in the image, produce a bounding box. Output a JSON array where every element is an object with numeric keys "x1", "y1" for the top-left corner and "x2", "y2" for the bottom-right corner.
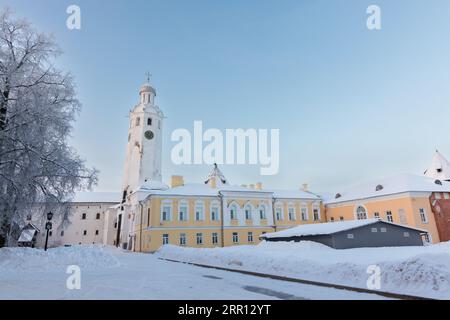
[{"x1": 140, "y1": 83, "x2": 156, "y2": 105}]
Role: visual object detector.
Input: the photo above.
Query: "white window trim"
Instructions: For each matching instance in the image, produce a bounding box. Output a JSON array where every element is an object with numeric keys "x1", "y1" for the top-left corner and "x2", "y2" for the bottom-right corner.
[
  {"x1": 354, "y1": 204, "x2": 368, "y2": 220},
  {"x1": 229, "y1": 202, "x2": 239, "y2": 220},
  {"x1": 288, "y1": 204, "x2": 296, "y2": 221},
  {"x1": 210, "y1": 201, "x2": 220, "y2": 221},
  {"x1": 244, "y1": 204, "x2": 253, "y2": 220},
  {"x1": 196, "y1": 233, "x2": 203, "y2": 245},
  {"x1": 179, "y1": 233, "x2": 186, "y2": 246},
  {"x1": 212, "y1": 233, "x2": 219, "y2": 244},
  {"x1": 258, "y1": 205, "x2": 267, "y2": 220},
  {"x1": 386, "y1": 211, "x2": 393, "y2": 222},
  {"x1": 275, "y1": 205, "x2": 284, "y2": 221},
  {"x1": 419, "y1": 208, "x2": 429, "y2": 224},
  {"x1": 178, "y1": 200, "x2": 189, "y2": 222},
  {"x1": 313, "y1": 203, "x2": 321, "y2": 221},
  {"x1": 301, "y1": 204, "x2": 309, "y2": 221},
  {"x1": 162, "y1": 234, "x2": 169, "y2": 245},
  {"x1": 195, "y1": 201, "x2": 205, "y2": 221},
  {"x1": 161, "y1": 200, "x2": 173, "y2": 222}
]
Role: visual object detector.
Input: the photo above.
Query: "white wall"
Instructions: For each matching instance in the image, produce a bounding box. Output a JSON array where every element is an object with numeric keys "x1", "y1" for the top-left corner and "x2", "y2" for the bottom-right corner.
[{"x1": 28, "y1": 202, "x2": 119, "y2": 248}]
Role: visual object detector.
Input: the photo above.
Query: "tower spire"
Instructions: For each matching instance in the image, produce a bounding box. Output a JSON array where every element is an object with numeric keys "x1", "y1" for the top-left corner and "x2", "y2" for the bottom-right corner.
[
  {"x1": 205, "y1": 163, "x2": 229, "y2": 187},
  {"x1": 424, "y1": 150, "x2": 450, "y2": 181}
]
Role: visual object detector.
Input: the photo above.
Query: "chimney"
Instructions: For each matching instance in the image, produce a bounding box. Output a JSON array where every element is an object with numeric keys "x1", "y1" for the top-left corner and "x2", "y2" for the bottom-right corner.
[
  {"x1": 171, "y1": 175, "x2": 184, "y2": 188},
  {"x1": 301, "y1": 183, "x2": 308, "y2": 192},
  {"x1": 255, "y1": 182, "x2": 263, "y2": 190}
]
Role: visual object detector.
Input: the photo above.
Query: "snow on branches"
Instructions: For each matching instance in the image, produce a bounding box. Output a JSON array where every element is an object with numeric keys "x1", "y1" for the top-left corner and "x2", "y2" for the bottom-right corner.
[{"x1": 0, "y1": 9, "x2": 98, "y2": 245}]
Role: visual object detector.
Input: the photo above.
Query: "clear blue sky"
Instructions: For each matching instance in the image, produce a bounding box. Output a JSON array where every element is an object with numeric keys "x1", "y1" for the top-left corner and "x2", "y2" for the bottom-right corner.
[{"x1": 2, "y1": 0, "x2": 450, "y2": 192}]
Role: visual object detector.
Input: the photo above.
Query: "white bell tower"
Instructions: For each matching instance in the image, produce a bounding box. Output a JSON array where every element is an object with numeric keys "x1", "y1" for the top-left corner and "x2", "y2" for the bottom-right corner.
[{"x1": 121, "y1": 77, "x2": 164, "y2": 199}]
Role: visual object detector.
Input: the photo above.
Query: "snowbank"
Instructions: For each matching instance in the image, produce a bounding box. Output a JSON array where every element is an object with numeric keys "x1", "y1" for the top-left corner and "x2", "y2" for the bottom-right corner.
[
  {"x1": 156, "y1": 241, "x2": 450, "y2": 299},
  {"x1": 0, "y1": 245, "x2": 121, "y2": 272}
]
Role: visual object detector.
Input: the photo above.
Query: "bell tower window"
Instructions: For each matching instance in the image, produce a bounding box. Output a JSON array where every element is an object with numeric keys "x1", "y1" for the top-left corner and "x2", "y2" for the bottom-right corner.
[{"x1": 136, "y1": 117, "x2": 140, "y2": 126}]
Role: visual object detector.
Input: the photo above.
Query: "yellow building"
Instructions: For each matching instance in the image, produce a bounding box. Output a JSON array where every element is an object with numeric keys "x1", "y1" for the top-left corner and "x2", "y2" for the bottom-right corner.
[
  {"x1": 126, "y1": 164, "x2": 325, "y2": 252},
  {"x1": 324, "y1": 173, "x2": 450, "y2": 244}
]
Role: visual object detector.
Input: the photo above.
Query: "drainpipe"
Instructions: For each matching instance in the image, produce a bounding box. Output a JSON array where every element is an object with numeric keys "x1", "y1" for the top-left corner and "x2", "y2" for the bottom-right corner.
[
  {"x1": 272, "y1": 197, "x2": 277, "y2": 232},
  {"x1": 218, "y1": 191, "x2": 225, "y2": 247},
  {"x1": 139, "y1": 201, "x2": 144, "y2": 252}
]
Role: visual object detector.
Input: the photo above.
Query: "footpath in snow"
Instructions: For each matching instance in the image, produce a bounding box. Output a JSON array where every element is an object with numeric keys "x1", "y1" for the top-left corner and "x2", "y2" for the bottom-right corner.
[{"x1": 156, "y1": 241, "x2": 450, "y2": 300}]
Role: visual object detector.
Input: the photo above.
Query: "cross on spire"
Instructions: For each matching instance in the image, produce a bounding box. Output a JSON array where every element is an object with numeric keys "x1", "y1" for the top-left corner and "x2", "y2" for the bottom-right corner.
[{"x1": 145, "y1": 71, "x2": 152, "y2": 84}]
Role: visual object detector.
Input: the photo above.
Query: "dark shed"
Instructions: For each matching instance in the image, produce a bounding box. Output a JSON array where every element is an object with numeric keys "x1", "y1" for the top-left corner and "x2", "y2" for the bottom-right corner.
[{"x1": 260, "y1": 219, "x2": 427, "y2": 249}]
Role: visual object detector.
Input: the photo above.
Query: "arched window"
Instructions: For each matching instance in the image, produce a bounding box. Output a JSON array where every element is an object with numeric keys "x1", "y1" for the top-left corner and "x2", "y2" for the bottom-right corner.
[
  {"x1": 244, "y1": 204, "x2": 253, "y2": 220},
  {"x1": 136, "y1": 117, "x2": 140, "y2": 126},
  {"x1": 356, "y1": 206, "x2": 368, "y2": 220},
  {"x1": 230, "y1": 204, "x2": 238, "y2": 220},
  {"x1": 258, "y1": 204, "x2": 267, "y2": 220}
]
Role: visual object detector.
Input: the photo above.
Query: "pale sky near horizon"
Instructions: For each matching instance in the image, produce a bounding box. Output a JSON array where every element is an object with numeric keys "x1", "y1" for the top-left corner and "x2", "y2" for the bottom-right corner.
[{"x1": 2, "y1": 0, "x2": 450, "y2": 193}]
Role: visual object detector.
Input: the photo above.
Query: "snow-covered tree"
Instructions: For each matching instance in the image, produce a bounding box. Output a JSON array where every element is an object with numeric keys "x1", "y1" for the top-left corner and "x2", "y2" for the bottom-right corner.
[{"x1": 0, "y1": 9, "x2": 98, "y2": 246}]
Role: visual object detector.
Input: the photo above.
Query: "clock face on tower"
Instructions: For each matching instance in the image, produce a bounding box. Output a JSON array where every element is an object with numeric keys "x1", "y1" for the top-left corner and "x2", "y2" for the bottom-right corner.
[{"x1": 144, "y1": 130, "x2": 154, "y2": 140}]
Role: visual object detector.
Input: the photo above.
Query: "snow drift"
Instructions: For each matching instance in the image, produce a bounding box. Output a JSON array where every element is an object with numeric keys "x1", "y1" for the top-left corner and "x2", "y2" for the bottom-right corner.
[
  {"x1": 0, "y1": 245, "x2": 120, "y2": 272},
  {"x1": 156, "y1": 241, "x2": 450, "y2": 299}
]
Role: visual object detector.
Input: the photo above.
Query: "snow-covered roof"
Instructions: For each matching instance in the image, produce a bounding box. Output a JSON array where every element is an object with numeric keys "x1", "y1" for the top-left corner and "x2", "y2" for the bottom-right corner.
[
  {"x1": 140, "y1": 83, "x2": 156, "y2": 95},
  {"x1": 137, "y1": 180, "x2": 169, "y2": 192},
  {"x1": 261, "y1": 218, "x2": 427, "y2": 239},
  {"x1": 325, "y1": 174, "x2": 450, "y2": 204},
  {"x1": 146, "y1": 183, "x2": 218, "y2": 197},
  {"x1": 424, "y1": 151, "x2": 450, "y2": 181},
  {"x1": 139, "y1": 183, "x2": 273, "y2": 197},
  {"x1": 219, "y1": 185, "x2": 272, "y2": 194},
  {"x1": 128, "y1": 164, "x2": 320, "y2": 201},
  {"x1": 18, "y1": 228, "x2": 38, "y2": 242},
  {"x1": 71, "y1": 192, "x2": 121, "y2": 203},
  {"x1": 271, "y1": 189, "x2": 321, "y2": 200}
]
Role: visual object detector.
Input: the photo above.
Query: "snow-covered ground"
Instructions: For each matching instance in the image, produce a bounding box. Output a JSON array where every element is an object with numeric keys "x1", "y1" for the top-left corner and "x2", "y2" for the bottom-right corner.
[
  {"x1": 0, "y1": 245, "x2": 387, "y2": 300},
  {"x1": 156, "y1": 241, "x2": 450, "y2": 300}
]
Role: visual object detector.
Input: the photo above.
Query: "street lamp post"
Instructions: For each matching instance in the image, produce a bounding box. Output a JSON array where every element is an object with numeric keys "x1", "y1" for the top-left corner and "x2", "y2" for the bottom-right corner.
[{"x1": 44, "y1": 212, "x2": 53, "y2": 251}]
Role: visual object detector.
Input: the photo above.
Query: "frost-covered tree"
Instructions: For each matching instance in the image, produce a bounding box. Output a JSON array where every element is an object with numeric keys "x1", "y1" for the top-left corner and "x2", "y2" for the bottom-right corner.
[{"x1": 0, "y1": 9, "x2": 98, "y2": 246}]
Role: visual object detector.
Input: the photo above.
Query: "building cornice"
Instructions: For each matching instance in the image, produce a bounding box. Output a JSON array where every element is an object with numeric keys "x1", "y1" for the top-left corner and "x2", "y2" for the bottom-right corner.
[{"x1": 325, "y1": 191, "x2": 432, "y2": 208}]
